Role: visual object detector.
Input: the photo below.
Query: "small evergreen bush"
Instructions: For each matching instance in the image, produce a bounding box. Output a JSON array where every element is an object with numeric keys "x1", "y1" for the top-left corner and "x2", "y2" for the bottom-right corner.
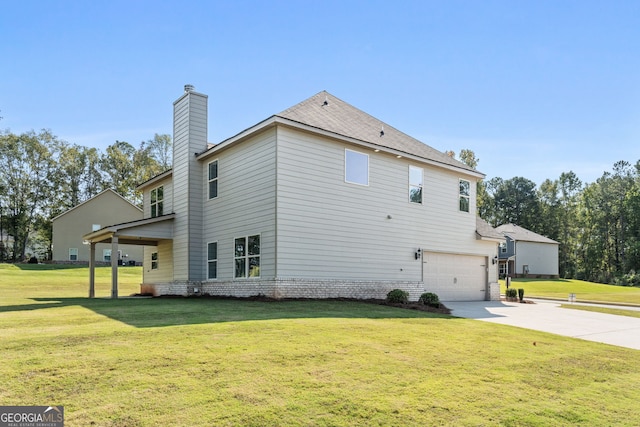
[
  {"x1": 386, "y1": 289, "x2": 409, "y2": 304},
  {"x1": 419, "y1": 292, "x2": 440, "y2": 307},
  {"x1": 505, "y1": 288, "x2": 518, "y2": 299},
  {"x1": 518, "y1": 288, "x2": 525, "y2": 302}
]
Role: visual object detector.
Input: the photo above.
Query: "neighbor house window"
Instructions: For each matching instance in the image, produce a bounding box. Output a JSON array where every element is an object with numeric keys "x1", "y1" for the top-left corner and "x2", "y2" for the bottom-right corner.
[
  {"x1": 234, "y1": 235, "x2": 260, "y2": 278},
  {"x1": 459, "y1": 179, "x2": 470, "y2": 212},
  {"x1": 151, "y1": 186, "x2": 164, "y2": 218},
  {"x1": 208, "y1": 160, "x2": 218, "y2": 199},
  {"x1": 69, "y1": 248, "x2": 78, "y2": 261},
  {"x1": 345, "y1": 149, "x2": 369, "y2": 186},
  {"x1": 151, "y1": 252, "x2": 158, "y2": 270},
  {"x1": 207, "y1": 242, "x2": 217, "y2": 279},
  {"x1": 500, "y1": 242, "x2": 507, "y2": 253},
  {"x1": 104, "y1": 249, "x2": 121, "y2": 262},
  {"x1": 409, "y1": 166, "x2": 423, "y2": 204}
]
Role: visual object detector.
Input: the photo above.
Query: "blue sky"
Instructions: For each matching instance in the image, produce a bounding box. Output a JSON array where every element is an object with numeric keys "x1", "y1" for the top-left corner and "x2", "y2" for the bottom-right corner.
[{"x1": 1, "y1": 0, "x2": 639, "y2": 185}]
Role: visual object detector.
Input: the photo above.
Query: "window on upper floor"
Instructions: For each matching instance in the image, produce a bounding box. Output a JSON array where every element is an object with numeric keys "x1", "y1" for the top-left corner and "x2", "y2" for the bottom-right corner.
[
  {"x1": 151, "y1": 186, "x2": 164, "y2": 217},
  {"x1": 500, "y1": 242, "x2": 507, "y2": 253},
  {"x1": 208, "y1": 160, "x2": 218, "y2": 199},
  {"x1": 69, "y1": 248, "x2": 78, "y2": 261},
  {"x1": 207, "y1": 242, "x2": 217, "y2": 279},
  {"x1": 409, "y1": 166, "x2": 423, "y2": 204},
  {"x1": 459, "y1": 179, "x2": 470, "y2": 212},
  {"x1": 345, "y1": 149, "x2": 369, "y2": 186},
  {"x1": 234, "y1": 234, "x2": 260, "y2": 278}
]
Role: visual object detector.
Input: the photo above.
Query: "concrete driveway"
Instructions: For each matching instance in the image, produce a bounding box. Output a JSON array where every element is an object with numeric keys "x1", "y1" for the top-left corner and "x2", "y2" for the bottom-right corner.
[{"x1": 445, "y1": 299, "x2": 640, "y2": 350}]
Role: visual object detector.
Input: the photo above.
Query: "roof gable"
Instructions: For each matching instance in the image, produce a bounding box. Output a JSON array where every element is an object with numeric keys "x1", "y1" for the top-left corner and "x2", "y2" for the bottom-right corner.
[
  {"x1": 495, "y1": 223, "x2": 559, "y2": 244},
  {"x1": 276, "y1": 91, "x2": 478, "y2": 174},
  {"x1": 51, "y1": 189, "x2": 142, "y2": 222}
]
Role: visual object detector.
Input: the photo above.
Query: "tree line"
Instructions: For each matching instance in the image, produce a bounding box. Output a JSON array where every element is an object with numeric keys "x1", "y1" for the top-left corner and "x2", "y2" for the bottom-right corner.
[
  {"x1": 0, "y1": 130, "x2": 171, "y2": 262},
  {"x1": 1, "y1": 130, "x2": 639, "y2": 286},
  {"x1": 451, "y1": 150, "x2": 640, "y2": 286}
]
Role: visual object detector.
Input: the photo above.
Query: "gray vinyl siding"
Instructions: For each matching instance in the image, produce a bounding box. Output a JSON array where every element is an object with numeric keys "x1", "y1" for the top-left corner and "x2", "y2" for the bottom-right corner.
[
  {"x1": 202, "y1": 128, "x2": 277, "y2": 281},
  {"x1": 172, "y1": 91, "x2": 207, "y2": 281},
  {"x1": 275, "y1": 127, "x2": 483, "y2": 281}
]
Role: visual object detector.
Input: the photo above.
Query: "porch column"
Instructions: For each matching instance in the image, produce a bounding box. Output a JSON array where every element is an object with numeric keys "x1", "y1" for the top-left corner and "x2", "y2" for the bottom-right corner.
[
  {"x1": 89, "y1": 243, "x2": 96, "y2": 298},
  {"x1": 111, "y1": 235, "x2": 119, "y2": 299}
]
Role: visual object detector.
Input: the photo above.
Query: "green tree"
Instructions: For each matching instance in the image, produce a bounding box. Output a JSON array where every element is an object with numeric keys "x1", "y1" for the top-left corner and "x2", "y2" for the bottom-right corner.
[
  {"x1": 101, "y1": 141, "x2": 137, "y2": 200},
  {"x1": 146, "y1": 133, "x2": 172, "y2": 171}
]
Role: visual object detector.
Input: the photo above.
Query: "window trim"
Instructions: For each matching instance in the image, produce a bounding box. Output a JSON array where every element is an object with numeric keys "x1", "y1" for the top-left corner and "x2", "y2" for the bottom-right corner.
[
  {"x1": 344, "y1": 149, "x2": 369, "y2": 186},
  {"x1": 207, "y1": 241, "x2": 218, "y2": 279},
  {"x1": 208, "y1": 160, "x2": 219, "y2": 200},
  {"x1": 69, "y1": 248, "x2": 78, "y2": 261},
  {"x1": 150, "y1": 185, "x2": 164, "y2": 218},
  {"x1": 409, "y1": 165, "x2": 423, "y2": 204},
  {"x1": 151, "y1": 251, "x2": 158, "y2": 270},
  {"x1": 459, "y1": 179, "x2": 470, "y2": 212},
  {"x1": 234, "y1": 234, "x2": 261, "y2": 278}
]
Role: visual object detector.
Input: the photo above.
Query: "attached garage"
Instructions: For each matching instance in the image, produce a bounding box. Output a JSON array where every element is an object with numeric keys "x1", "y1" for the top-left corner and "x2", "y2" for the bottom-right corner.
[{"x1": 422, "y1": 252, "x2": 488, "y2": 301}]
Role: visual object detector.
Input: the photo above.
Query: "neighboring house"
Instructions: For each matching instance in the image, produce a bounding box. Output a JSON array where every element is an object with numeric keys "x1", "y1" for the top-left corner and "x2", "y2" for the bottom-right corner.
[
  {"x1": 52, "y1": 189, "x2": 144, "y2": 264},
  {"x1": 496, "y1": 223, "x2": 559, "y2": 278},
  {"x1": 84, "y1": 86, "x2": 503, "y2": 301}
]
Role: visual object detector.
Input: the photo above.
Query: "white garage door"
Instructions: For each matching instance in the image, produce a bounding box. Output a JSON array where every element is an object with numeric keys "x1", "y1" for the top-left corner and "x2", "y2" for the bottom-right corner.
[{"x1": 423, "y1": 252, "x2": 487, "y2": 301}]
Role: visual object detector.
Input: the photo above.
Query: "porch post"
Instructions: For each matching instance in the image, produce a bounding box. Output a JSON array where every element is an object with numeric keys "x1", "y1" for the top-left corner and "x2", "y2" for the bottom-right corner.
[
  {"x1": 89, "y1": 242, "x2": 96, "y2": 298},
  {"x1": 111, "y1": 235, "x2": 119, "y2": 299}
]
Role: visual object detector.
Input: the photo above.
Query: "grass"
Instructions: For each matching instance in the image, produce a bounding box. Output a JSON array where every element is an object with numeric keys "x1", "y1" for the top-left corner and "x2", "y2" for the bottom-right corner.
[
  {"x1": 561, "y1": 304, "x2": 640, "y2": 319},
  {"x1": 500, "y1": 278, "x2": 640, "y2": 305},
  {"x1": 1, "y1": 264, "x2": 640, "y2": 426}
]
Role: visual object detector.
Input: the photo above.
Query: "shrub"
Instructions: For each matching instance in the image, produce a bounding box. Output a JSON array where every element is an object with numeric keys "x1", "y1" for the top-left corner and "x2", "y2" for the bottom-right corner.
[
  {"x1": 386, "y1": 289, "x2": 409, "y2": 304},
  {"x1": 518, "y1": 288, "x2": 525, "y2": 302},
  {"x1": 419, "y1": 292, "x2": 440, "y2": 307},
  {"x1": 505, "y1": 288, "x2": 518, "y2": 298}
]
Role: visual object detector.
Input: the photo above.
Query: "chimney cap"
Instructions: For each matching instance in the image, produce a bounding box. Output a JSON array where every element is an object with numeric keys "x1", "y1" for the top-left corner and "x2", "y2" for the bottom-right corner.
[{"x1": 184, "y1": 84, "x2": 195, "y2": 93}]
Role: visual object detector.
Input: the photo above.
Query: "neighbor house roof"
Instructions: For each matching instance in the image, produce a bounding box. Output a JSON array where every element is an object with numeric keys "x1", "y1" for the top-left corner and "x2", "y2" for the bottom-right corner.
[
  {"x1": 495, "y1": 224, "x2": 559, "y2": 244},
  {"x1": 197, "y1": 91, "x2": 484, "y2": 178},
  {"x1": 51, "y1": 189, "x2": 141, "y2": 222}
]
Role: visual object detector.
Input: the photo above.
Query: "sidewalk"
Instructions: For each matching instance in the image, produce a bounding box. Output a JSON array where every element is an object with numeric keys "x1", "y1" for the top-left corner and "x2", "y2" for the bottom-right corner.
[{"x1": 445, "y1": 299, "x2": 640, "y2": 350}]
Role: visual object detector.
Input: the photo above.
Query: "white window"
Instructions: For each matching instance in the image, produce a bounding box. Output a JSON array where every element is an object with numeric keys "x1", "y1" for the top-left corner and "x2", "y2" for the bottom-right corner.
[
  {"x1": 345, "y1": 149, "x2": 369, "y2": 186},
  {"x1": 208, "y1": 160, "x2": 218, "y2": 199},
  {"x1": 151, "y1": 186, "x2": 164, "y2": 218},
  {"x1": 234, "y1": 235, "x2": 260, "y2": 278},
  {"x1": 69, "y1": 248, "x2": 78, "y2": 261},
  {"x1": 459, "y1": 179, "x2": 470, "y2": 212},
  {"x1": 104, "y1": 249, "x2": 122, "y2": 262},
  {"x1": 500, "y1": 242, "x2": 507, "y2": 253},
  {"x1": 207, "y1": 242, "x2": 217, "y2": 279},
  {"x1": 92, "y1": 224, "x2": 101, "y2": 231},
  {"x1": 151, "y1": 252, "x2": 158, "y2": 270},
  {"x1": 409, "y1": 166, "x2": 423, "y2": 204}
]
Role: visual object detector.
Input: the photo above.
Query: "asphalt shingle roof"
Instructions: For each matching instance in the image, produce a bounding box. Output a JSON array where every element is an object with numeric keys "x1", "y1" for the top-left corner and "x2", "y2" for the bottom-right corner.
[
  {"x1": 495, "y1": 224, "x2": 559, "y2": 244},
  {"x1": 276, "y1": 91, "x2": 479, "y2": 174}
]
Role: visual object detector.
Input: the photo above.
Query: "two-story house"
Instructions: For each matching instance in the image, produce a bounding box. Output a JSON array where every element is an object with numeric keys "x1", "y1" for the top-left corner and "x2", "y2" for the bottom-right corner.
[
  {"x1": 496, "y1": 223, "x2": 559, "y2": 278},
  {"x1": 83, "y1": 86, "x2": 503, "y2": 301}
]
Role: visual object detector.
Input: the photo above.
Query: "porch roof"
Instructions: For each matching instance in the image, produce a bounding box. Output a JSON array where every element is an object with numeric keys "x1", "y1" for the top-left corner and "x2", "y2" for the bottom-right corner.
[{"x1": 82, "y1": 214, "x2": 175, "y2": 246}]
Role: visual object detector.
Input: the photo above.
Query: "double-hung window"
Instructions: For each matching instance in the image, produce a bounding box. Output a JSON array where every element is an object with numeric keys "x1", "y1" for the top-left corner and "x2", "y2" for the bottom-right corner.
[
  {"x1": 207, "y1": 242, "x2": 218, "y2": 279},
  {"x1": 345, "y1": 149, "x2": 369, "y2": 186},
  {"x1": 151, "y1": 186, "x2": 164, "y2": 217},
  {"x1": 151, "y1": 252, "x2": 158, "y2": 270},
  {"x1": 409, "y1": 166, "x2": 423, "y2": 204},
  {"x1": 69, "y1": 248, "x2": 78, "y2": 261},
  {"x1": 234, "y1": 235, "x2": 260, "y2": 278},
  {"x1": 208, "y1": 160, "x2": 218, "y2": 199},
  {"x1": 459, "y1": 179, "x2": 470, "y2": 212}
]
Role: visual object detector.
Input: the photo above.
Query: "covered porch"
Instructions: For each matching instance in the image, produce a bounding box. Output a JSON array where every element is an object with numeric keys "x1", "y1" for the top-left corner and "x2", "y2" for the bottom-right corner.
[{"x1": 82, "y1": 214, "x2": 175, "y2": 298}]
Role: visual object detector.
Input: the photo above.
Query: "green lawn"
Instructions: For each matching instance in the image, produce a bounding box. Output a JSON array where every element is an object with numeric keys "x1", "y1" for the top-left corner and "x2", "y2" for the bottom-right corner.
[
  {"x1": 2, "y1": 264, "x2": 640, "y2": 426},
  {"x1": 501, "y1": 278, "x2": 640, "y2": 305},
  {"x1": 561, "y1": 304, "x2": 640, "y2": 319}
]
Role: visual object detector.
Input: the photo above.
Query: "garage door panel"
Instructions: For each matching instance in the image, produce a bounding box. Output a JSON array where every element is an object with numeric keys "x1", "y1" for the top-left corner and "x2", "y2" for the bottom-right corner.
[{"x1": 423, "y1": 253, "x2": 486, "y2": 301}]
